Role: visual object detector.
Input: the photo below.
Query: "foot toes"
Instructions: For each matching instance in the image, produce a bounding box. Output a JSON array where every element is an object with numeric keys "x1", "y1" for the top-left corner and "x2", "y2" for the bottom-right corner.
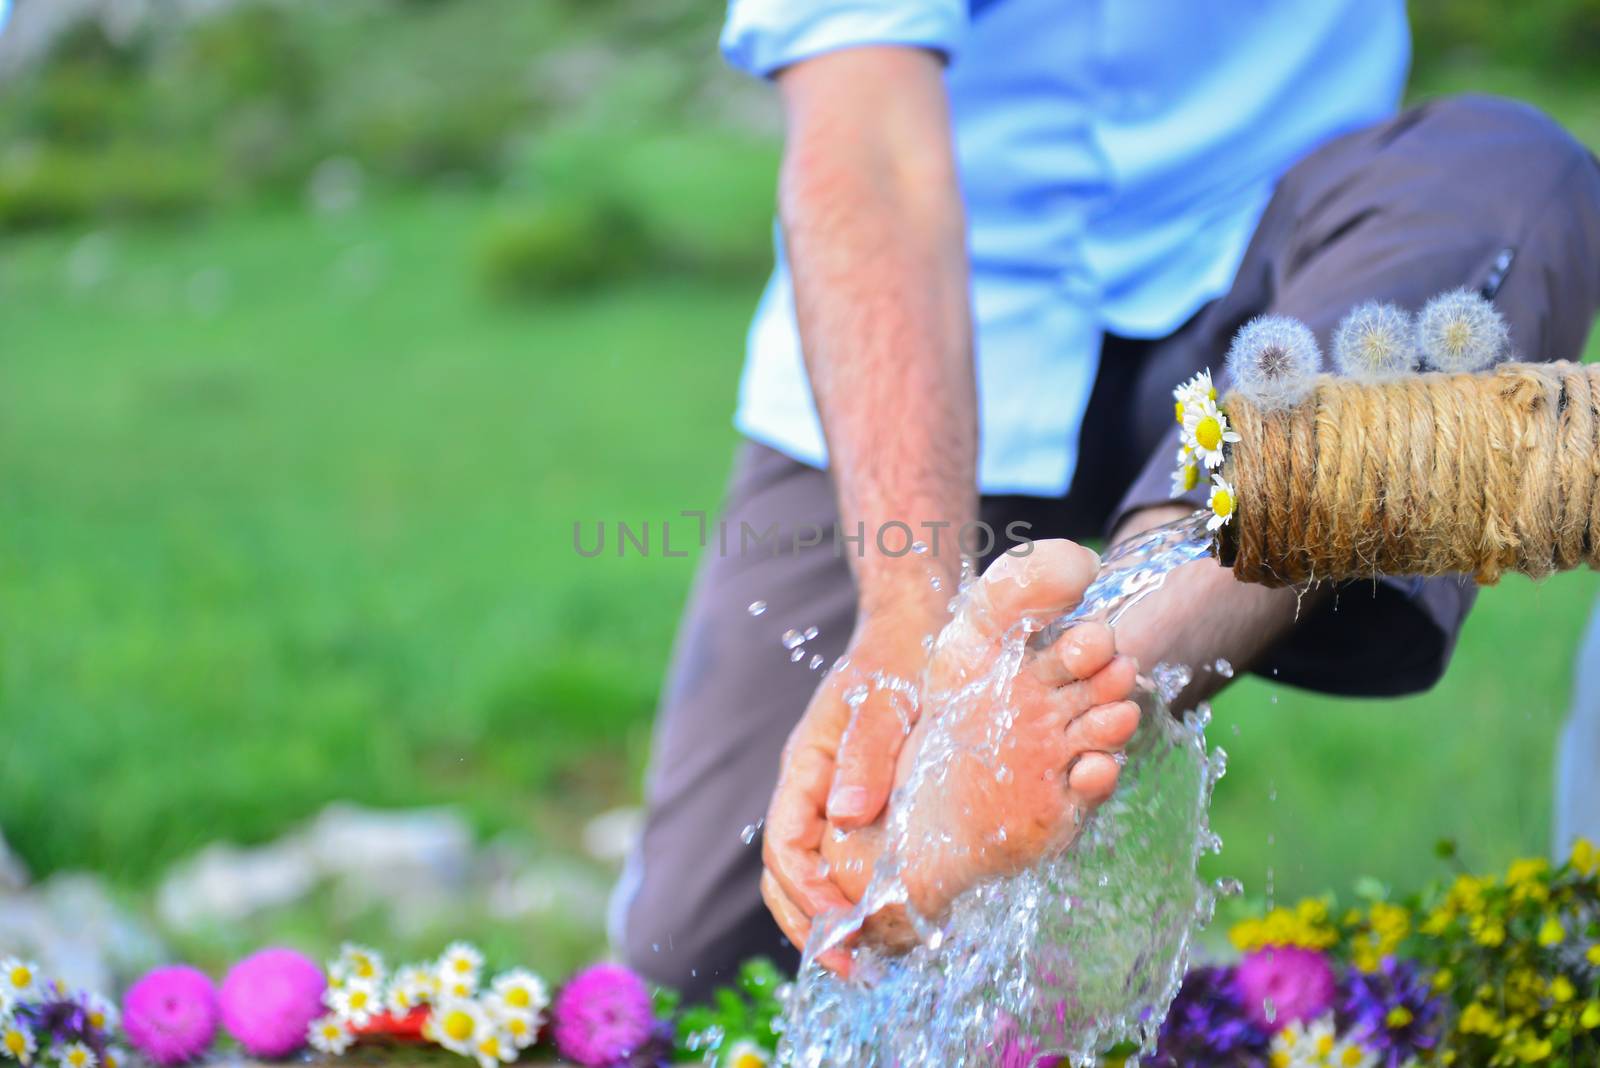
[
  {"x1": 1029, "y1": 620, "x2": 1115, "y2": 686},
  {"x1": 1063, "y1": 699, "x2": 1141, "y2": 753},
  {"x1": 1062, "y1": 654, "x2": 1139, "y2": 709},
  {"x1": 966, "y1": 540, "x2": 1100, "y2": 639},
  {"x1": 1067, "y1": 751, "x2": 1122, "y2": 805}
]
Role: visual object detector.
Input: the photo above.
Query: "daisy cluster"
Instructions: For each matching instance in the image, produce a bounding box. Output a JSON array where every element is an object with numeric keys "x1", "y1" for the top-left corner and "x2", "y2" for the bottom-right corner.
[
  {"x1": 0, "y1": 958, "x2": 125, "y2": 1068},
  {"x1": 1171, "y1": 368, "x2": 1238, "y2": 533},
  {"x1": 307, "y1": 942, "x2": 549, "y2": 1068}
]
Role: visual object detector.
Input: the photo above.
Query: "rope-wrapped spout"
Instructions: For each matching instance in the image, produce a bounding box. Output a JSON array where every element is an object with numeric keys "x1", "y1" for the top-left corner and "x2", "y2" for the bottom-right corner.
[{"x1": 1215, "y1": 361, "x2": 1600, "y2": 587}]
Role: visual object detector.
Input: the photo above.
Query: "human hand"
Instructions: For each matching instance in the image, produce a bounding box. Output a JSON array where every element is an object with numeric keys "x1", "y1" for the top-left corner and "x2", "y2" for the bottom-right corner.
[{"x1": 760, "y1": 591, "x2": 946, "y2": 971}]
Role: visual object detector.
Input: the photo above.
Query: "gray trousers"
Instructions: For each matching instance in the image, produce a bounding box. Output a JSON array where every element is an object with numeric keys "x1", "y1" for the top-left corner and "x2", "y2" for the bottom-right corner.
[{"x1": 615, "y1": 96, "x2": 1600, "y2": 1001}]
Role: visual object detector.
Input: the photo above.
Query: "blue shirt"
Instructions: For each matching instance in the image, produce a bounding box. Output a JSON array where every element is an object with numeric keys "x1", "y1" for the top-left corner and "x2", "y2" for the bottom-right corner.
[{"x1": 724, "y1": 0, "x2": 1410, "y2": 495}]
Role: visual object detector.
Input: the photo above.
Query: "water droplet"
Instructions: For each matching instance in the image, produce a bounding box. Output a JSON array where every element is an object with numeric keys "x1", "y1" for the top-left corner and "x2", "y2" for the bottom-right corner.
[
  {"x1": 790, "y1": 647, "x2": 806, "y2": 662},
  {"x1": 804, "y1": 626, "x2": 819, "y2": 641},
  {"x1": 1262, "y1": 997, "x2": 1276, "y2": 1024},
  {"x1": 782, "y1": 629, "x2": 805, "y2": 649},
  {"x1": 747, "y1": 600, "x2": 768, "y2": 616},
  {"x1": 809, "y1": 654, "x2": 824, "y2": 670},
  {"x1": 741, "y1": 821, "x2": 763, "y2": 845},
  {"x1": 1213, "y1": 657, "x2": 1233, "y2": 678},
  {"x1": 911, "y1": 540, "x2": 929, "y2": 555}
]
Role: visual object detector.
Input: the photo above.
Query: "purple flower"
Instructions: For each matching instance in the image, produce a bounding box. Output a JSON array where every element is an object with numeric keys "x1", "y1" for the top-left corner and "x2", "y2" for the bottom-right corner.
[
  {"x1": 551, "y1": 964, "x2": 656, "y2": 1067},
  {"x1": 1151, "y1": 966, "x2": 1270, "y2": 1068},
  {"x1": 1340, "y1": 958, "x2": 1443, "y2": 1068},
  {"x1": 1234, "y1": 947, "x2": 1336, "y2": 1031},
  {"x1": 122, "y1": 966, "x2": 220, "y2": 1066},
  {"x1": 220, "y1": 948, "x2": 326, "y2": 1058}
]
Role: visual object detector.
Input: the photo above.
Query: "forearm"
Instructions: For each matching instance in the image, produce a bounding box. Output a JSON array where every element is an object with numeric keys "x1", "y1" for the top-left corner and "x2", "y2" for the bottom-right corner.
[
  {"x1": 1109, "y1": 504, "x2": 1319, "y2": 706},
  {"x1": 777, "y1": 47, "x2": 976, "y2": 610}
]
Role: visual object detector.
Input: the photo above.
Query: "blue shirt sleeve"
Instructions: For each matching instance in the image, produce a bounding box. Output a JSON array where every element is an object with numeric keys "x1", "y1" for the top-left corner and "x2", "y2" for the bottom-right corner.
[{"x1": 721, "y1": 0, "x2": 967, "y2": 78}]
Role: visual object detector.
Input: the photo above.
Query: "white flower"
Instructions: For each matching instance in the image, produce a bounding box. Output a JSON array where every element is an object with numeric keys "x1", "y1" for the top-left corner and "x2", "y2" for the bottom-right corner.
[
  {"x1": 489, "y1": 969, "x2": 548, "y2": 1020},
  {"x1": 1227, "y1": 314, "x2": 1321, "y2": 410},
  {"x1": 307, "y1": 1014, "x2": 355, "y2": 1056},
  {"x1": 81, "y1": 994, "x2": 118, "y2": 1035},
  {"x1": 1333, "y1": 301, "x2": 1416, "y2": 381},
  {"x1": 55, "y1": 1043, "x2": 94, "y2": 1068},
  {"x1": 100, "y1": 1048, "x2": 124, "y2": 1068},
  {"x1": 1417, "y1": 288, "x2": 1510, "y2": 372},
  {"x1": 1329, "y1": 1037, "x2": 1379, "y2": 1068},
  {"x1": 333, "y1": 943, "x2": 385, "y2": 987},
  {"x1": 427, "y1": 999, "x2": 491, "y2": 1058},
  {"x1": 0, "y1": 1019, "x2": 35, "y2": 1066},
  {"x1": 723, "y1": 1039, "x2": 772, "y2": 1068},
  {"x1": 437, "y1": 943, "x2": 484, "y2": 993},
  {"x1": 1172, "y1": 368, "x2": 1216, "y2": 425},
  {"x1": 470, "y1": 1026, "x2": 517, "y2": 1068},
  {"x1": 386, "y1": 964, "x2": 436, "y2": 1016},
  {"x1": 1206, "y1": 474, "x2": 1236, "y2": 532},
  {"x1": 484, "y1": 996, "x2": 540, "y2": 1050},
  {"x1": 328, "y1": 979, "x2": 381, "y2": 1026},
  {"x1": 1181, "y1": 395, "x2": 1241, "y2": 469},
  {"x1": 0, "y1": 960, "x2": 40, "y2": 1002},
  {"x1": 1171, "y1": 460, "x2": 1201, "y2": 497}
]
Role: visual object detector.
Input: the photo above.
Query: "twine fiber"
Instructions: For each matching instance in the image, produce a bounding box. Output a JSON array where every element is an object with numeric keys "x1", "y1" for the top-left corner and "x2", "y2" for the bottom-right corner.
[{"x1": 1219, "y1": 361, "x2": 1600, "y2": 587}]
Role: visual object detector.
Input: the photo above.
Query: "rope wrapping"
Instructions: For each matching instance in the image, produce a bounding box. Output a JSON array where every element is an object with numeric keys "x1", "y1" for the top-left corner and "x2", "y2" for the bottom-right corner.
[{"x1": 1217, "y1": 361, "x2": 1600, "y2": 587}]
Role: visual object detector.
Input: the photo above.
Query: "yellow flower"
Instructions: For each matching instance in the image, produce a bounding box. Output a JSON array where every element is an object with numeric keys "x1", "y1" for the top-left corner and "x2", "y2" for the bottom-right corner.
[
  {"x1": 1536, "y1": 916, "x2": 1564, "y2": 947},
  {"x1": 1506, "y1": 858, "x2": 1549, "y2": 905},
  {"x1": 1587, "y1": 944, "x2": 1600, "y2": 967},
  {"x1": 1469, "y1": 915, "x2": 1506, "y2": 947},
  {"x1": 1386, "y1": 1006, "x2": 1414, "y2": 1029},
  {"x1": 1579, "y1": 1001, "x2": 1600, "y2": 1030},
  {"x1": 1569, "y1": 837, "x2": 1597, "y2": 877},
  {"x1": 1459, "y1": 1001, "x2": 1503, "y2": 1037},
  {"x1": 1549, "y1": 976, "x2": 1575, "y2": 1004}
]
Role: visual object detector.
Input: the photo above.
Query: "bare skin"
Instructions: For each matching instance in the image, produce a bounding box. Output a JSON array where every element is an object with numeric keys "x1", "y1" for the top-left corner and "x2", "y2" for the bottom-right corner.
[
  {"x1": 808, "y1": 542, "x2": 1143, "y2": 952},
  {"x1": 758, "y1": 43, "x2": 1314, "y2": 973}
]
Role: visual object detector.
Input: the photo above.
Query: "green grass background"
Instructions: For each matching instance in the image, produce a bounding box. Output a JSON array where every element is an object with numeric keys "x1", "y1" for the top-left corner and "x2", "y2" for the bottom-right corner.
[{"x1": 1, "y1": 0, "x2": 1598, "y2": 965}]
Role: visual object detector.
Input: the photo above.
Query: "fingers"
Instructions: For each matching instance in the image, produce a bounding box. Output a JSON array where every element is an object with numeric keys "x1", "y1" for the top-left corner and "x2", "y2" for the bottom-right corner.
[
  {"x1": 827, "y1": 688, "x2": 916, "y2": 829},
  {"x1": 1067, "y1": 751, "x2": 1123, "y2": 804},
  {"x1": 764, "y1": 744, "x2": 856, "y2": 925},
  {"x1": 964, "y1": 540, "x2": 1100, "y2": 640},
  {"x1": 761, "y1": 872, "x2": 854, "y2": 977},
  {"x1": 1028, "y1": 620, "x2": 1116, "y2": 686}
]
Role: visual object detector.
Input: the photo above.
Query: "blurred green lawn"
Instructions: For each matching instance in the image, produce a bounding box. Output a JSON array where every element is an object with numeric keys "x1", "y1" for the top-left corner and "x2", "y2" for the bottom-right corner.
[{"x1": 2, "y1": 3, "x2": 1599, "y2": 944}]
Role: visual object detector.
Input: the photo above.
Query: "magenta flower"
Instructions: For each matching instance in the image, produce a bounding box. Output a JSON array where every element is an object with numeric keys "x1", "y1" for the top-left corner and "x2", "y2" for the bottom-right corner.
[
  {"x1": 220, "y1": 948, "x2": 326, "y2": 1058},
  {"x1": 122, "y1": 966, "x2": 221, "y2": 1066},
  {"x1": 1234, "y1": 946, "x2": 1336, "y2": 1031},
  {"x1": 551, "y1": 964, "x2": 655, "y2": 1067}
]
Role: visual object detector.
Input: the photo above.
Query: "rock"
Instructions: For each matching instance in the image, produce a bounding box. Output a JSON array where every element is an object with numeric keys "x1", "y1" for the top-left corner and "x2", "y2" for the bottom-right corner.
[
  {"x1": 0, "y1": 873, "x2": 165, "y2": 992},
  {"x1": 0, "y1": 827, "x2": 29, "y2": 891},
  {"x1": 582, "y1": 807, "x2": 642, "y2": 865},
  {"x1": 156, "y1": 837, "x2": 318, "y2": 932}
]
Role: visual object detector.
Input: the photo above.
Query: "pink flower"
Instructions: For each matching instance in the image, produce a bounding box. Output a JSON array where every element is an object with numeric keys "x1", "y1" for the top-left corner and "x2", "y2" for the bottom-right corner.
[
  {"x1": 1234, "y1": 946, "x2": 1336, "y2": 1030},
  {"x1": 220, "y1": 948, "x2": 326, "y2": 1058},
  {"x1": 122, "y1": 966, "x2": 221, "y2": 1066},
  {"x1": 550, "y1": 964, "x2": 655, "y2": 1066}
]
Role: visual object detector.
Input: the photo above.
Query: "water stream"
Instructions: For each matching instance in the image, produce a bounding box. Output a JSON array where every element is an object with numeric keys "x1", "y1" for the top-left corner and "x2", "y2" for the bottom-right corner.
[{"x1": 775, "y1": 514, "x2": 1228, "y2": 1067}]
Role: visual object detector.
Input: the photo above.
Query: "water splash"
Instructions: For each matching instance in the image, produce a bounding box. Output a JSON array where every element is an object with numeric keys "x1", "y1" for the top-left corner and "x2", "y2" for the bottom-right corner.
[{"x1": 778, "y1": 514, "x2": 1227, "y2": 1066}]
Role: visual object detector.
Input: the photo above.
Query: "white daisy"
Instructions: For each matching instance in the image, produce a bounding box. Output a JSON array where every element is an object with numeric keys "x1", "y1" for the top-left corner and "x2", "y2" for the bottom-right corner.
[
  {"x1": 437, "y1": 943, "x2": 484, "y2": 992},
  {"x1": 723, "y1": 1038, "x2": 772, "y2": 1068},
  {"x1": 489, "y1": 969, "x2": 548, "y2": 1019},
  {"x1": 1270, "y1": 1014, "x2": 1343, "y2": 1067},
  {"x1": 333, "y1": 943, "x2": 385, "y2": 987},
  {"x1": 307, "y1": 1014, "x2": 354, "y2": 1056},
  {"x1": 1171, "y1": 460, "x2": 1201, "y2": 496},
  {"x1": 81, "y1": 994, "x2": 118, "y2": 1035},
  {"x1": 427, "y1": 999, "x2": 491, "y2": 1058},
  {"x1": 0, "y1": 961, "x2": 40, "y2": 1002},
  {"x1": 1206, "y1": 474, "x2": 1236, "y2": 532},
  {"x1": 328, "y1": 979, "x2": 381, "y2": 1026},
  {"x1": 55, "y1": 1043, "x2": 95, "y2": 1068},
  {"x1": 486, "y1": 998, "x2": 539, "y2": 1051},
  {"x1": 1172, "y1": 368, "x2": 1217, "y2": 426},
  {"x1": 1328, "y1": 1037, "x2": 1379, "y2": 1068},
  {"x1": 0, "y1": 990, "x2": 13, "y2": 1021},
  {"x1": 386, "y1": 964, "x2": 436, "y2": 1016},
  {"x1": 1182, "y1": 395, "x2": 1241, "y2": 470},
  {"x1": 470, "y1": 1026, "x2": 517, "y2": 1068},
  {"x1": 100, "y1": 1049, "x2": 124, "y2": 1068},
  {"x1": 0, "y1": 1020, "x2": 34, "y2": 1066}
]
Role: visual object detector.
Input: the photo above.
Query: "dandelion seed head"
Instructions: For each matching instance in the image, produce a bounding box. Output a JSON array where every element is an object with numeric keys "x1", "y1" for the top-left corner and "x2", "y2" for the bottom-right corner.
[
  {"x1": 1332, "y1": 301, "x2": 1417, "y2": 381},
  {"x1": 1226, "y1": 315, "x2": 1321, "y2": 410},
  {"x1": 1417, "y1": 288, "x2": 1509, "y2": 372}
]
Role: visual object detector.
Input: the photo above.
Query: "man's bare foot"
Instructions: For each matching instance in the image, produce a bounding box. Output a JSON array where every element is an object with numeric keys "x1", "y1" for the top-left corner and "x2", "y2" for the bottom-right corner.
[{"x1": 820, "y1": 541, "x2": 1141, "y2": 944}]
